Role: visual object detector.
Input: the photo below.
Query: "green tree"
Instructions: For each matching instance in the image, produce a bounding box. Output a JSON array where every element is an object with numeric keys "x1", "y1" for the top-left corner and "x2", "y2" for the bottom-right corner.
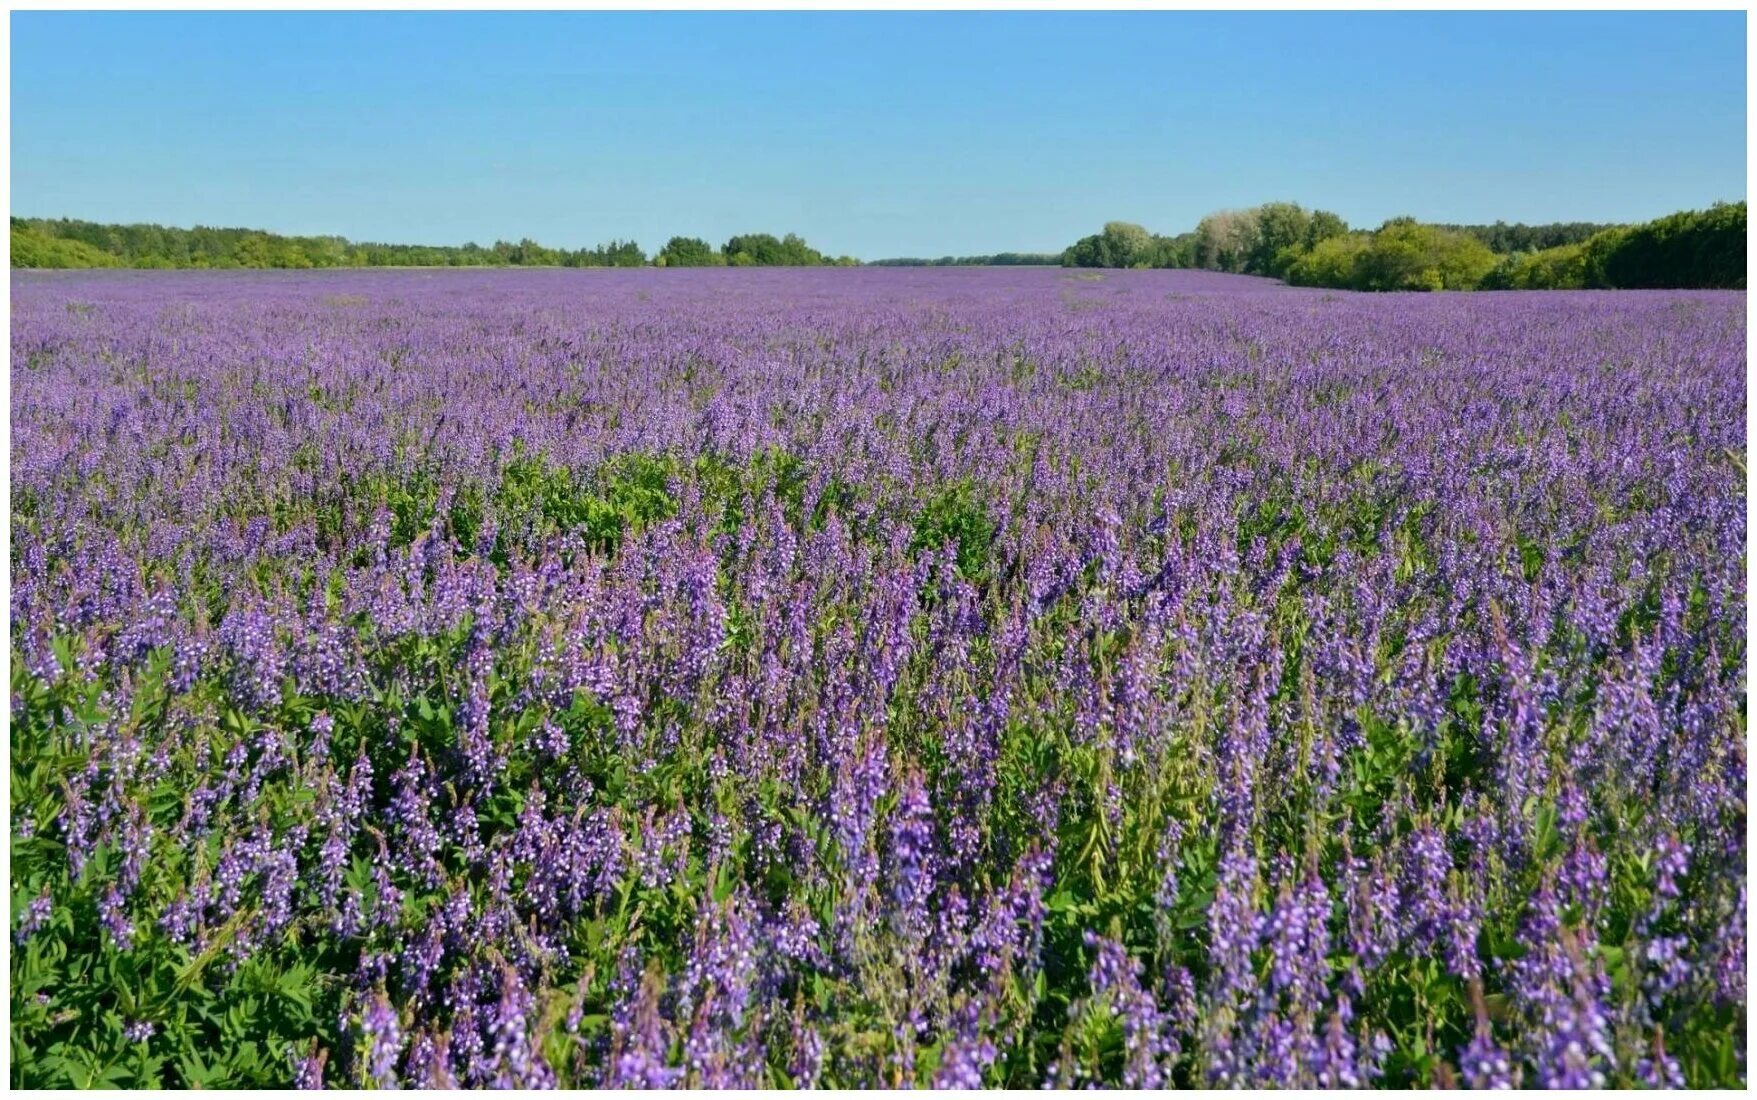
[
  {"x1": 1481, "y1": 242, "x2": 1590, "y2": 290},
  {"x1": 603, "y1": 240, "x2": 647, "y2": 267},
  {"x1": 1351, "y1": 219, "x2": 1496, "y2": 291},
  {"x1": 1444, "y1": 219, "x2": 1619, "y2": 253},
  {"x1": 1593, "y1": 201, "x2": 1745, "y2": 289},
  {"x1": 10, "y1": 223, "x2": 120, "y2": 268},
  {"x1": 1244, "y1": 202, "x2": 1313, "y2": 276},
  {"x1": 1104, "y1": 221, "x2": 1153, "y2": 267},
  {"x1": 1140, "y1": 232, "x2": 1195, "y2": 269},
  {"x1": 233, "y1": 233, "x2": 274, "y2": 268},
  {"x1": 1191, "y1": 209, "x2": 1260, "y2": 273},
  {"x1": 1304, "y1": 210, "x2": 1350, "y2": 249},
  {"x1": 657, "y1": 236, "x2": 723, "y2": 267},
  {"x1": 721, "y1": 232, "x2": 829, "y2": 266},
  {"x1": 1284, "y1": 233, "x2": 1370, "y2": 288},
  {"x1": 1060, "y1": 221, "x2": 1155, "y2": 268},
  {"x1": 724, "y1": 233, "x2": 782, "y2": 265}
]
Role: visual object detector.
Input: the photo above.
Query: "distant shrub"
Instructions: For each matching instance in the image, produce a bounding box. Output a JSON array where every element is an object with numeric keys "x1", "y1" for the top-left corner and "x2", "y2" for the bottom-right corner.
[
  {"x1": 1059, "y1": 200, "x2": 1743, "y2": 291},
  {"x1": 656, "y1": 236, "x2": 724, "y2": 267},
  {"x1": 1351, "y1": 219, "x2": 1499, "y2": 291},
  {"x1": 1284, "y1": 233, "x2": 1372, "y2": 289},
  {"x1": 1482, "y1": 242, "x2": 1590, "y2": 290},
  {"x1": 1595, "y1": 201, "x2": 1745, "y2": 289},
  {"x1": 11, "y1": 224, "x2": 121, "y2": 269}
]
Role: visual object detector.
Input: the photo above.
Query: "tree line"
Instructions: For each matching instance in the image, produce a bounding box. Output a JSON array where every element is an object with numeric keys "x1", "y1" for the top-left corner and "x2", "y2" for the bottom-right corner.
[
  {"x1": 867, "y1": 253, "x2": 1063, "y2": 267},
  {"x1": 15, "y1": 206, "x2": 1743, "y2": 287},
  {"x1": 654, "y1": 233, "x2": 857, "y2": 267},
  {"x1": 10, "y1": 218, "x2": 854, "y2": 270},
  {"x1": 1060, "y1": 201, "x2": 1745, "y2": 290}
]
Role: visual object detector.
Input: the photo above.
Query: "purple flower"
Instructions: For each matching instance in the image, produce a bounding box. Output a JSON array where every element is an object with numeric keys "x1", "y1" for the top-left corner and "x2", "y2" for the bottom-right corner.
[
  {"x1": 98, "y1": 887, "x2": 135, "y2": 951},
  {"x1": 605, "y1": 965, "x2": 682, "y2": 1089},
  {"x1": 293, "y1": 1049, "x2": 327, "y2": 1090},
  {"x1": 932, "y1": 1000, "x2": 996, "y2": 1089},
  {"x1": 357, "y1": 994, "x2": 402, "y2": 1088},
  {"x1": 1460, "y1": 984, "x2": 1518, "y2": 1090},
  {"x1": 14, "y1": 892, "x2": 51, "y2": 944},
  {"x1": 887, "y1": 768, "x2": 937, "y2": 943},
  {"x1": 1082, "y1": 932, "x2": 1176, "y2": 1088}
]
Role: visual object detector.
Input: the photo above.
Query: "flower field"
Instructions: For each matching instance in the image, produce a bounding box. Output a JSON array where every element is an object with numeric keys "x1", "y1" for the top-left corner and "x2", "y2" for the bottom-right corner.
[{"x1": 9, "y1": 267, "x2": 1746, "y2": 1087}]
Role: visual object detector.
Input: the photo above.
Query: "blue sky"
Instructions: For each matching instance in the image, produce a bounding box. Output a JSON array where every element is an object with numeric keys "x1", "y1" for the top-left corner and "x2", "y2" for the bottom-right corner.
[{"x1": 12, "y1": 11, "x2": 1746, "y2": 258}]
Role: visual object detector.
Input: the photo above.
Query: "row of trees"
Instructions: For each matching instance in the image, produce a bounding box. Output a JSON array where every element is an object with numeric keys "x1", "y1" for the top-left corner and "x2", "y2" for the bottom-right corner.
[
  {"x1": 10, "y1": 219, "x2": 653, "y2": 269},
  {"x1": 867, "y1": 253, "x2": 1062, "y2": 267},
  {"x1": 11, "y1": 225, "x2": 122, "y2": 269},
  {"x1": 1442, "y1": 220, "x2": 1615, "y2": 254},
  {"x1": 655, "y1": 233, "x2": 857, "y2": 267},
  {"x1": 1479, "y1": 202, "x2": 1746, "y2": 290},
  {"x1": 1061, "y1": 204, "x2": 1353, "y2": 278},
  {"x1": 11, "y1": 219, "x2": 851, "y2": 270},
  {"x1": 1061, "y1": 200, "x2": 1745, "y2": 290},
  {"x1": 1283, "y1": 219, "x2": 1498, "y2": 291}
]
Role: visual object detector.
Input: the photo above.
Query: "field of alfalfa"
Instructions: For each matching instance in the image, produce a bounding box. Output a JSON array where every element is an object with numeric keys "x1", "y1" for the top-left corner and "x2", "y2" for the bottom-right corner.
[{"x1": 9, "y1": 266, "x2": 1746, "y2": 1088}]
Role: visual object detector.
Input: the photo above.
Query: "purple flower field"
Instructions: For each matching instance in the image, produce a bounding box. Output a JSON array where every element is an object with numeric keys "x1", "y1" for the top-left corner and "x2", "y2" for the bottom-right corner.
[{"x1": 9, "y1": 267, "x2": 1746, "y2": 1087}]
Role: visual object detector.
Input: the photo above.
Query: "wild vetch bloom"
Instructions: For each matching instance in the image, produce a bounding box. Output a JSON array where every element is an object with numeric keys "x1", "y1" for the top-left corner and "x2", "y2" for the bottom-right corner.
[
  {"x1": 485, "y1": 967, "x2": 555, "y2": 1088},
  {"x1": 772, "y1": 897, "x2": 823, "y2": 967},
  {"x1": 1203, "y1": 844, "x2": 1263, "y2": 1085},
  {"x1": 1082, "y1": 931, "x2": 1176, "y2": 1088},
  {"x1": 357, "y1": 994, "x2": 402, "y2": 1088},
  {"x1": 789, "y1": 999, "x2": 826, "y2": 1089},
  {"x1": 1713, "y1": 886, "x2": 1746, "y2": 1007},
  {"x1": 635, "y1": 804, "x2": 692, "y2": 890},
  {"x1": 1653, "y1": 833, "x2": 1690, "y2": 900},
  {"x1": 389, "y1": 749, "x2": 443, "y2": 888},
  {"x1": 828, "y1": 735, "x2": 888, "y2": 886},
  {"x1": 1460, "y1": 1027, "x2": 1517, "y2": 1090},
  {"x1": 605, "y1": 966, "x2": 682, "y2": 1089},
  {"x1": 14, "y1": 892, "x2": 51, "y2": 944},
  {"x1": 1532, "y1": 935, "x2": 1615, "y2": 1089},
  {"x1": 1537, "y1": 986, "x2": 1612, "y2": 1089},
  {"x1": 307, "y1": 711, "x2": 336, "y2": 765},
  {"x1": 294, "y1": 1049, "x2": 328, "y2": 1090},
  {"x1": 1644, "y1": 934, "x2": 1693, "y2": 1006},
  {"x1": 1636, "y1": 1031, "x2": 1686, "y2": 1089},
  {"x1": 887, "y1": 768, "x2": 937, "y2": 943},
  {"x1": 1460, "y1": 984, "x2": 1518, "y2": 1088},
  {"x1": 216, "y1": 601, "x2": 286, "y2": 713},
  {"x1": 401, "y1": 1031, "x2": 457, "y2": 1089},
  {"x1": 98, "y1": 887, "x2": 135, "y2": 951},
  {"x1": 682, "y1": 891, "x2": 760, "y2": 1041},
  {"x1": 933, "y1": 1000, "x2": 997, "y2": 1089}
]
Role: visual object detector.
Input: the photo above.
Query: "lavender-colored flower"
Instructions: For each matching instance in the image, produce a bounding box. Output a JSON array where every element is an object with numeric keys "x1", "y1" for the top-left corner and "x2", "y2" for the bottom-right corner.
[
  {"x1": 98, "y1": 887, "x2": 135, "y2": 951},
  {"x1": 1636, "y1": 1031, "x2": 1686, "y2": 1089},
  {"x1": 790, "y1": 1018, "x2": 825, "y2": 1089},
  {"x1": 887, "y1": 768, "x2": 937, "y2": 943},
  {"x1": 14, "y1": 891, "x2": 51, "y2": 944},
  {"x1": 1082, "y1": 931, "x2": 1176, "y2": 1088},
  {"x1": 293, "y1": 1048, "x2": 328, "y2": 1090},
  {"x1": 933, "y1": 1000, "x2": 997, "y2": 1089},
  {"x1": 357, "y1": 994, "x2": 402, "y2": 1088},
  {"x1": 605, "y1": 966, "x2": 682, "y2": 1089},
  {"x1": 485, "y1": 966, "x2": 556, "y2": 1088},
  {"x1": 1460, "y1": 984, "x2": 1518, "y2": 1090}
]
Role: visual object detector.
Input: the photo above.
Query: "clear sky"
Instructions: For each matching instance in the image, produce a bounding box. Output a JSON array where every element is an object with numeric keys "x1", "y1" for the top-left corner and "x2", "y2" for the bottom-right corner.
[{"x1": 12, "y1": 11, "x2": 1747, "y2": 258}]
